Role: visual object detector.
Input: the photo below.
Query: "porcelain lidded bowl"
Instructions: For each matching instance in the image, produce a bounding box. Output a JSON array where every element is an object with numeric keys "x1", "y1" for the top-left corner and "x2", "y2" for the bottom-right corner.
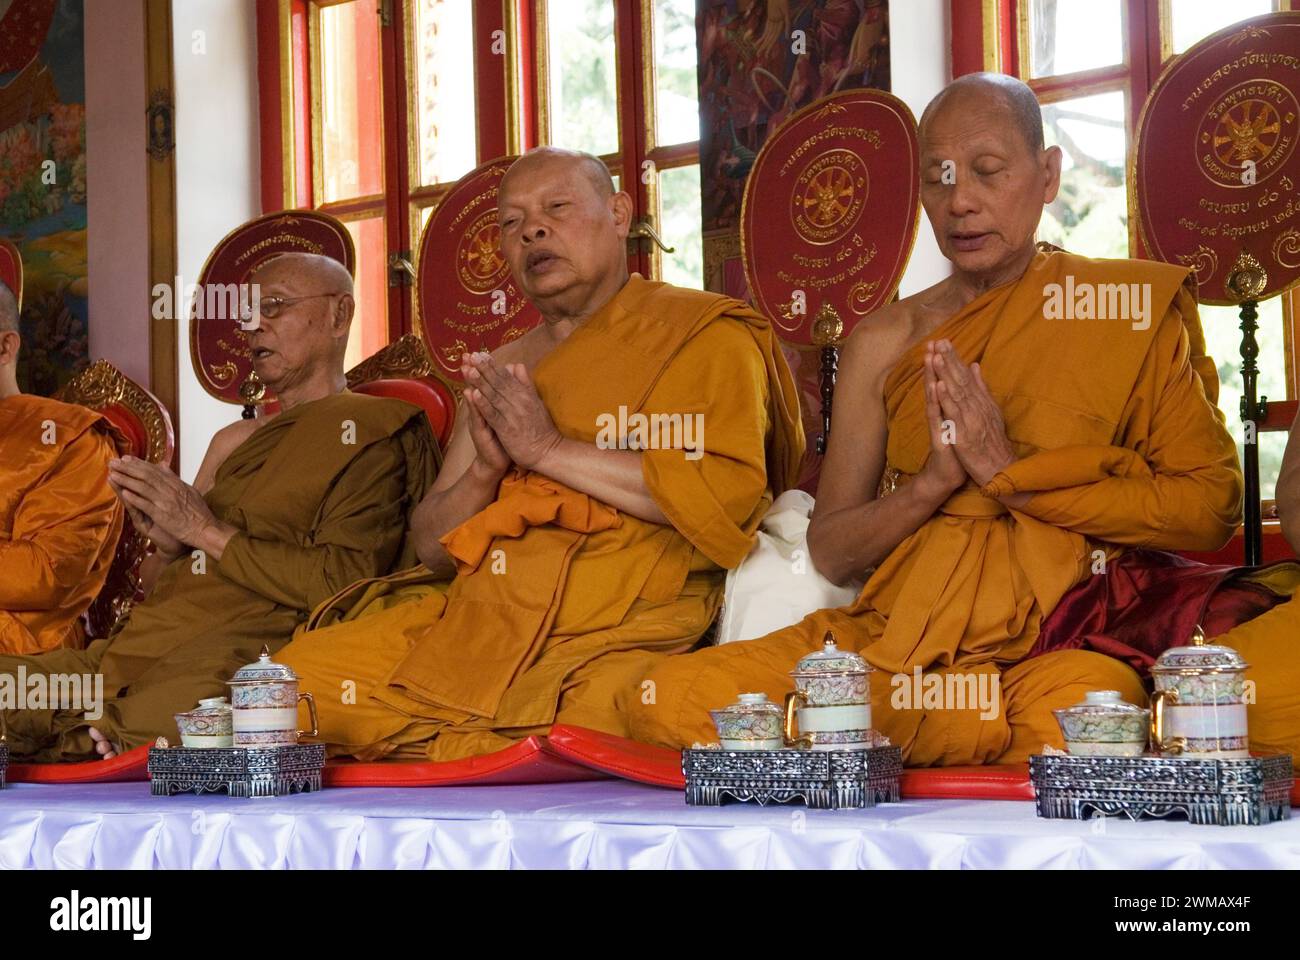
[
  {"x1": 710, "y1": 692, "x2": 784, "y2": 750},
  {"x1": 174, "y1": 696, "x2": 234, "y2": 748},
  {"x1": 227, "y1": 645, "x2": 318, "y2": 748},
  {"x1": 1052, "y1": 690, "x2": 1149, "y2": 757},
  {"x1": 783, "y1": 631, "x2": 873, "y2": 751},
  {"x1": 1150, "y1": 626, "x2": 1250, "y2": 759}
]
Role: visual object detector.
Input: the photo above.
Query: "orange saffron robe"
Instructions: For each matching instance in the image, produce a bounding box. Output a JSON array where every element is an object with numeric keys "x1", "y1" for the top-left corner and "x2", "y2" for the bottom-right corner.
[
  {"x1": 275, "y1": 276, "x2": 805, "y2": 762},
  {"x1": 628, "y1": 250, "x2": 1244, "y2": 765},
  {"x1": 0, "y1": 394, "x2": 126, "y2": 653}
]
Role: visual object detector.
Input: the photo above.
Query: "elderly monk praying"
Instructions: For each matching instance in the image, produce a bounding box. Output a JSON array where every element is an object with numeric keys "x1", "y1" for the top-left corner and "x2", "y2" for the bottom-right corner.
[
  {"x1": 625, "y1": 73, "x2": 1251, "y2": 764},
  {"x1": 272, "y1": 146, "x2": 804, "y2": 762},
  {"x1": 0, "y1": 281, "x2": 128, "y2": 654},
  {"x1": 0, "y1": 252, "x2": 439, "y2": 761}
]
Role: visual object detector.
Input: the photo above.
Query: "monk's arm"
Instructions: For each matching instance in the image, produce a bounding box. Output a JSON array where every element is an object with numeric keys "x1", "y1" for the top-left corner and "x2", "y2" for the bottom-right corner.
[
  {"x1": 536, "y1": 442, "x2": 668, "y2": 523},
  {"x1": 982, "y1": 296, "x2": 1242, "y2": 551},
  {"x1": 410, "y1": 408, "x2": 506, "y2": 576},
  {"x1": 0, "y1": 430, "x2": 121, "y2": 610},
  {"x1": 808, "y1": 324, "x2": 958, "y2": 585},
  {"x1": 213, "y1": 434, "x2": 415, "y2": 611},
  {"x1": 1276, "y1": 406, "x2": 1300, "y2": 552}
]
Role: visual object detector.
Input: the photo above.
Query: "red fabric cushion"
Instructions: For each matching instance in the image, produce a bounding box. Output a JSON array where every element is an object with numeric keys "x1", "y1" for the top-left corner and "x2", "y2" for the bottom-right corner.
[
  {"x1": 320, "y1": 736, "x2": 606, "y2": 787},
  {"x1": 98, "y1": 404, "x2": 148, "y2": 459},
  {"x1": 7, "y1": 744, "x2": 151, "y2": 783},
  {"x1": 352, "y1": 378, "x2": 454, "y2": 448}
]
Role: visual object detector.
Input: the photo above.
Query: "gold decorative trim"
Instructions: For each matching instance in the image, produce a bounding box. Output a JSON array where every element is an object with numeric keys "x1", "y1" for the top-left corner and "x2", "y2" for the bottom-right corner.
[
  {"x1": 531, "y1": 0, "x2": 548, "y2": 146},
  {"x1": 308, "y1": 3, "x2": 324, "y2": 207},
  {"x1": 60, "y1": 359, "x2": 172, "y2": 465},
  {"x1": 279, "y1": 0, "x2": 296, "y2": 209},
  {"x1": 345, "y1": 332, "x2": 461, "y2": 400},
  {"x1": 985, "y1": 0, "x2": 1002, "y2": 73}
]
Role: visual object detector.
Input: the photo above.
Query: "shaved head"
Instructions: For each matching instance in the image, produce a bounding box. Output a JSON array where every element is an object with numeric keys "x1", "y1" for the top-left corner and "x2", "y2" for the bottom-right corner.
[
  {"x1": 920, "y1": 72, "x2": 1044, "y2": 153},
  {"x1": 496, "y1": 145, "x2": 633, "y2": 321},
  {"x1": 252, "y1": 251, "x2": 354, "y2": 295},
  {"x1": 0, "y1": 281, "x2": 18, "y2": 334},
  {"x1": 501, "y1": 146, "x2": 615, "y2": 203}
]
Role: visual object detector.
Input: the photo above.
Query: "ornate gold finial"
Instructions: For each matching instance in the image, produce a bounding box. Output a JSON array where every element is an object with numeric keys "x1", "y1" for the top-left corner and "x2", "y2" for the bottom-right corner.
[
  {"x1": 823, "y1": 629, "x2": 836, "y2": 648},
  {"x1": 1225, "y1": 250, "x2": 1268, "y2": 302},
  {"x1": 811, "y1": 303, "x2": 844, "y2": 347},
  {"x1": 259, "y1": 644, "x2": 271, "y2": 658},
  {"x1": 238, "y1": 369, "x2": 267, "y2": 405},
  {"x1": 1191, "y1": 624, "x2": 1208, "y2": 647}
]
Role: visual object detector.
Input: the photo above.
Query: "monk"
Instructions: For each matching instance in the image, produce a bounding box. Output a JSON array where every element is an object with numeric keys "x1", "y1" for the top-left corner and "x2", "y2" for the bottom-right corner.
[
  {"x1": 0, "y1": 281, "x2": 127, "y2": 654},
  {"x1": 627, "y1": 73, "x2": 1247, "y2": 765},
  {"x1": 273, "y1": 146, "x2": 804, "y2": 762},
  {"x1": 0, "y1": 252, "x2": 439, "y2": 761}
]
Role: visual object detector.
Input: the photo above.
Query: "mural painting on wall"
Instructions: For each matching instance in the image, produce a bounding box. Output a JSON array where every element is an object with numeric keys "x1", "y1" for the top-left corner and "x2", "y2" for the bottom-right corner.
[
  {"x1": 697, "y1": 0, "x2": 891, "y2": 300},
  {"x1": 0, "y1": 0, "x2": 87, "y2": 396}
]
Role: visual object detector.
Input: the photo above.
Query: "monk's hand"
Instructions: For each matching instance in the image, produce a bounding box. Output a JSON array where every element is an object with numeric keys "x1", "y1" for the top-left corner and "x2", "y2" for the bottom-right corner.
[
  {"x1": 916, "y1": 342, "x2": 967, "y2": 499},
  {"x1": 465, "y1": 395, "x2": 511, "y2": 480},
  {"x1": 107, "y1": 457, "x2": 236, "y2": 558},
  {"x1": 932, "y1": 340, "x2": 1017, "y2": 487},
  {"x1": 115, "y1": 495, "x2": 184, "y2": 559},
  {"x1": 463, "y1": 353, "x2": 562, "y2": 472}
]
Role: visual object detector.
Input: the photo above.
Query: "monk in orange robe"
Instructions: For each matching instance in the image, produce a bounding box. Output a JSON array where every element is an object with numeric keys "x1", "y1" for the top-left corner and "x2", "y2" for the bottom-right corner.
[
  {"x1": 274, "y1": 147, "x2": 804, "y2": 762},
  {"x1": 627, "y1": 73, "x2": 1247, "y2": 764},
  {"x1": 0, "y1": 254, "x2": 439, "y2": 761},
  {"x1": 0, "y1": 280, "x2": 127, "y2": 654}
]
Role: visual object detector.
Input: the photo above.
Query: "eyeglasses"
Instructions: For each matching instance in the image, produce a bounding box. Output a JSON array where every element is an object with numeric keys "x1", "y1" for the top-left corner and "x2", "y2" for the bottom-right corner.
[{"x1": 239, "y1": 293, "x2": 340, "y2": 322}]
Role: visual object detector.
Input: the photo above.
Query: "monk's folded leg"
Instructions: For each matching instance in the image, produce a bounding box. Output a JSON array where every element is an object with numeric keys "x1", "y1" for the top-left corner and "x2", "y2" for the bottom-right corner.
[
  {"x1": 996, "y1": 649, "x2": 1147, "y2": 763},
  {"x1": 277, "y1": 592, "x2": 449, "y2": 760},
  {"x1": 885, "y1": 663, "x2": 1011, "y2": 767},
  {"x1": 627, "y1": 611, "x2": 845, "y2": 749},
  {"x1": 0, "y1": 642, "x2": 110, "y2": 759},
  {"x1": 1209, "y1": 592, "x2": 1300, "y2": 757}
]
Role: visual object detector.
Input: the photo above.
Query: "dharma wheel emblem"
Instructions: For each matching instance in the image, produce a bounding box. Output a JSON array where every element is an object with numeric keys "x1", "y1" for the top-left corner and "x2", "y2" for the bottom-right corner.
[
  {"x1": 792, "y1": 149, "x2": 867, "y2": 245},
  {"x1": 1197, "y1": 83, "x2": 1298, "y2": 187},
  {"x1": 456, "y1": 214, "x2": 508, "y2": 293}
]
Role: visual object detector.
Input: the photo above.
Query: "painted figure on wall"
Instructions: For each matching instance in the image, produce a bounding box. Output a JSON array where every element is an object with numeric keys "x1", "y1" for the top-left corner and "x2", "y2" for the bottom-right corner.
[{"x1": 0, "y1": 0, "x2": 87, "y2": 396}]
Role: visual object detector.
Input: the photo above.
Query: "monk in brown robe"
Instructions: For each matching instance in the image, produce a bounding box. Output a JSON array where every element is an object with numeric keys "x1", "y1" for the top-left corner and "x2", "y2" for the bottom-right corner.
[
  {"x1": 0, "y1": 253, "x2": 439, "y2": 761},
  {"x1": 0, "y1": 281, "x2": 127, "y2": 654},
  {"x1": 626, "y1": 74, "x2": 1251, "y2": 764},
  {"x1": 273, "y1": 147, "x2": 804, "y2": 762}
]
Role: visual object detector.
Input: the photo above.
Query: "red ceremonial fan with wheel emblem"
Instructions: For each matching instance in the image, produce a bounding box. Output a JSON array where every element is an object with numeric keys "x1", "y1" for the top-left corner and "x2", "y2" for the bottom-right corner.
[
  {"x1": 189, "y1": 210, "x2": 355, "y2": 407},
  {"x1": 740, "y1": 88, "x2": 921, "y2": 348},
  {"x1": 1134, "y1": 11, "x2": 1300, "y2": 305},
  {"x1": 416, "y1": 157, "x2": 543, "y2": 383}
]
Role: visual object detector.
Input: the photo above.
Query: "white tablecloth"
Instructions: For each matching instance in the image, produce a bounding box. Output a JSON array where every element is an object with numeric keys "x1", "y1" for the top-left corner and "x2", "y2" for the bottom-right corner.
[{"x1": 1, "y1": 780, "x2": 1296, "y2": 869}]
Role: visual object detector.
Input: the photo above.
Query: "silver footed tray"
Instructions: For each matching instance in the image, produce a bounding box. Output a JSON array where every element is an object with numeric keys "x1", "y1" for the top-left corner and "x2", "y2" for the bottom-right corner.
[
  {"x1": 147, "y1": 742, "x2": 326, "y2": 798},
  {"x1": 0, "y1": 742, "x2": 8, "y2": 789},
  {"x1": 683, "y1": 745, "x2": 902, "y2": 810},
  {"x1": 1029, "y1": 752, "x2": 1293, "y2": 826}
]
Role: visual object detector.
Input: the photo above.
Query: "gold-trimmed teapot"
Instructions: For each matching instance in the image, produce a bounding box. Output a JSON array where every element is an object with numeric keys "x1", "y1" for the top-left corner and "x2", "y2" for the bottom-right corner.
[
  {"x1": 1150, "y1": 626, "x2": 1250, "y2": 759},
  {"x1": 227, "y1": 646, "x2": 319, "y2": 749},
  {"x1": 783, "y1": 632, "x2": 873, "y2": 751}
]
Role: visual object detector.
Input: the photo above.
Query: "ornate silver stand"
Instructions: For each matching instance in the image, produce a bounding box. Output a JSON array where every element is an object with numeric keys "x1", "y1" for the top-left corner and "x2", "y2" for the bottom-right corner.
[
  {"x1": 0, "y1": 743, "x2": 8, "y2": 789},
  {"x1": 148, "y1": 744, "x2": 325, "y2": 798},
  {"x1": 1029, "y1": 753, "x2": 1293, "y2": 826},
  {"x1": 683, "y1": 746, "x2": 902, "y2": 809}
]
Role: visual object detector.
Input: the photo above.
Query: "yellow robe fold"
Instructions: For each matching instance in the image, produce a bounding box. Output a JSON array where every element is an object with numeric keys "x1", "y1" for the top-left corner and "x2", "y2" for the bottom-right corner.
[
  {"x1": 0, "y1": 394, "x2": 127, "y2": 653},
  {"x1": 276, "y1": 274, "x2": 805, "y2": 762},
  {"x1": 629, "y1": 249, "x2": 1243, "y2": 765},
  {"x1": 0, "y1": 391, "x2": 439, "y2": 760}
]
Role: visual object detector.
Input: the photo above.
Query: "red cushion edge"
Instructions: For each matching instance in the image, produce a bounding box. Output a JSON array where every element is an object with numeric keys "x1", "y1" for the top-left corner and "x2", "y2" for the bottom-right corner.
[
  {"x1": 7, "y1": 744, "x2": 151, "y2": 784},
  {"x1": 320, "y1": 735, "x2": 607, "y2": 787},
  {"x1": 547, "y1": 724, "x2": 686, "y2": 788}
]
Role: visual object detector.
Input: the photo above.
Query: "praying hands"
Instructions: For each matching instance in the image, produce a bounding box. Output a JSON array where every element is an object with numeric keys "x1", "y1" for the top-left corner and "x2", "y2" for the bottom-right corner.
[{"x1": 107, "y1": 456, "x2": 237, "y2": 560}]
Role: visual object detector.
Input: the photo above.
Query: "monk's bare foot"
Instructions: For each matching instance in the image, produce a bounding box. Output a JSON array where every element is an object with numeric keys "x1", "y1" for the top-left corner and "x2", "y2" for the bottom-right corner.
[{"x1": 88, "y1": 727, "x2": 118, "y2": 760}]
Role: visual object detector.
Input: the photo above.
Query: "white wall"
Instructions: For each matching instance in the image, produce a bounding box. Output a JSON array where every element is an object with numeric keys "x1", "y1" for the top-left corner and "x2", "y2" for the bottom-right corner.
[
  {"x1": 888, "y1": 0, "x2": 951, "y2": 296},
  {"x1": 171, "y1": 0, "x2": 261, "y2": 479},
  {"x1": 85, "y1": 0, "x2": 150, "y2": 386}
]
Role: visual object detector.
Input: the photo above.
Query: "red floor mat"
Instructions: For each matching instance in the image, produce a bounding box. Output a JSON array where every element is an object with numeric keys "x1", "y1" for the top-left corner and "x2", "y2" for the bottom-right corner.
[{"x1": 320, "y1": 736, "x2": 608, "y2": 787}]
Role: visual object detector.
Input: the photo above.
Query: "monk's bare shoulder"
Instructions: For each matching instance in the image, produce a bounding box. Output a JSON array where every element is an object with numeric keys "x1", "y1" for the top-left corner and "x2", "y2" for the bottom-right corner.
[
  {"x1": 193, "y1": 417, "x2": 269, "y2": 493},
  {"x1": 841, "y1": 295, "x2": 924, "y2": 388}
]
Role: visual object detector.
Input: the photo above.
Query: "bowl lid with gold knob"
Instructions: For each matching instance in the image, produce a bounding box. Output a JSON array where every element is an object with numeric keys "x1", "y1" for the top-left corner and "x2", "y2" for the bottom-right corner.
[
  {"x1": 790, "y1": 632, "x2": 871, "y2": 679},
  {"x1": 227, "y1": 645, "x2": 300, "y2": 685},
  {"x1": 1052, "y1": 689, "x2": 1148, "y2": 721},
  {"x1": 1150, "y1": 626, "x2": 1249, "y2": 676},
  {"x1": 710, "y1": 692, "x2": 783, "y2": 721}
]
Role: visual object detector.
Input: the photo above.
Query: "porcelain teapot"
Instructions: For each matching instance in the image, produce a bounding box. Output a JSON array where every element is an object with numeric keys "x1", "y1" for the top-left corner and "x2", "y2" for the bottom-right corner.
[
  {"x1": 782, "y1": 632, "x2": 873, "y2": 751},
  {"x1": 1150, "y1": 626, "x2": 1250, "y2": 759},
  {"x1": 227, "y1": 646, "x2": 318, "y2": 748}
]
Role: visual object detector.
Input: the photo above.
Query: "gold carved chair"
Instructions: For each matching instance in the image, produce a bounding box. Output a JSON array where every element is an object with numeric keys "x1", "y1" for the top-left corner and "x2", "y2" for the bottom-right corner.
[{"x1": 58, "y1": 360, "x2": 176, "y2": 640}]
